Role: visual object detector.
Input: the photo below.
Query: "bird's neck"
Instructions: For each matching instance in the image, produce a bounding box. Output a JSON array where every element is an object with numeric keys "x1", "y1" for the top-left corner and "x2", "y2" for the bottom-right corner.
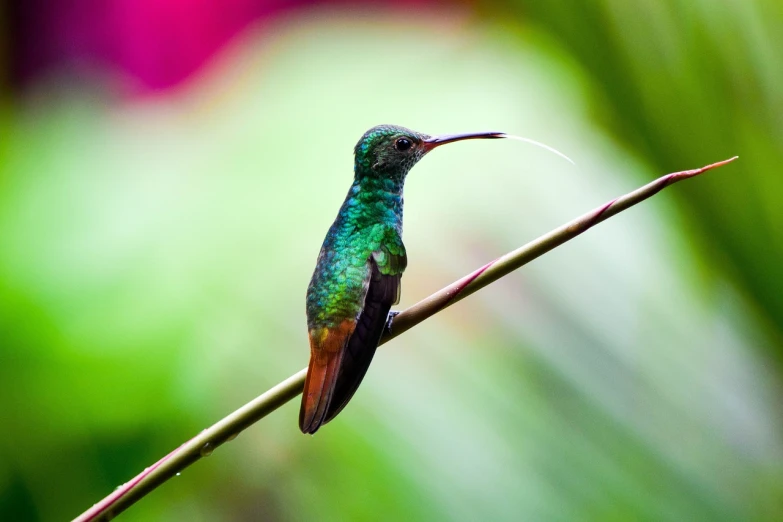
[{"x1": 340, "y1": 176, "x2": 404, "y2": 228}]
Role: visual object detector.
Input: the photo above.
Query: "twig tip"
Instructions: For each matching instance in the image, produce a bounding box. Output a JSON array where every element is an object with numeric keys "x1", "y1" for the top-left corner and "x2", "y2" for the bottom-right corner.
[{"x1": 710, "y1": 156, "x2": 739, "y2": 168}]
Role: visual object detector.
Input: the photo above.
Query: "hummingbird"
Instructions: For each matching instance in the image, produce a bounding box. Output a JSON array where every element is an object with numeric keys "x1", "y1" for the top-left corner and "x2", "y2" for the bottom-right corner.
[{"x1": 300, "y1": 124, "x2": 504, "y2": 434}]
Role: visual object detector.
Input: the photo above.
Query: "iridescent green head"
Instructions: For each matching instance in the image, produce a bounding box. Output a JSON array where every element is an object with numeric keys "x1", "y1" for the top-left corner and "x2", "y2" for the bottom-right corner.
[{"x1": 353, "y1": 124, "x2": 505, "y2": 181}]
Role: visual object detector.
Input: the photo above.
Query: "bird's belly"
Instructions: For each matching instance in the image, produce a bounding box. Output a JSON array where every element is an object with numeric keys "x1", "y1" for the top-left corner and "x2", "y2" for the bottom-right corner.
[{"x1": 306, "y1": 248, "x2": 370, "y2": 329}]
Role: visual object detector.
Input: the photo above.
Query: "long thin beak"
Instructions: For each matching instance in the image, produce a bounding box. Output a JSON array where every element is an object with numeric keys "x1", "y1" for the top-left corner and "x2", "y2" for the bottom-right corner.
[{"x1": 421, "y1": 131, "x2": 505, "y2": 151}]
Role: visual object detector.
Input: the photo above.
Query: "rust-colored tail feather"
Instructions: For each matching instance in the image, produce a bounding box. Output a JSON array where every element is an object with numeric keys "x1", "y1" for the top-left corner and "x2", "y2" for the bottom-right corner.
[
  {"x1": 299, "y1": 350, "x2": 343, "y2": 434},
  {"x1": 299, "y1": 321, "x2": 355, "y2": 434}
]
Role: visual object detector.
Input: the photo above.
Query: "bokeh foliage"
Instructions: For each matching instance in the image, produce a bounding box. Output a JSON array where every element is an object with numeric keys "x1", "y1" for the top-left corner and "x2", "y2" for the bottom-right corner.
[
  {"x1": 1, "y1": 1, "x2": 781, "y2": 521},
  {"x1": 519, "y1": 0, "x2": 783, "y2": 354}
]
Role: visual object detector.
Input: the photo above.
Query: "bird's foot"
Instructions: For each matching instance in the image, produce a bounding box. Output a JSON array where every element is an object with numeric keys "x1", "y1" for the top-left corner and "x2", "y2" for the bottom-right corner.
[{"x1": 384, "y1": 310, "x2": 400, "y2": 335}]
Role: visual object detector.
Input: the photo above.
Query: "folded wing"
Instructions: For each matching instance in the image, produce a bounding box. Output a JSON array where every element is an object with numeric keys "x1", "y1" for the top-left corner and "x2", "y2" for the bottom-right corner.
[{"x1": 299, "y1": 232, "x2": 407, "y2": 434}]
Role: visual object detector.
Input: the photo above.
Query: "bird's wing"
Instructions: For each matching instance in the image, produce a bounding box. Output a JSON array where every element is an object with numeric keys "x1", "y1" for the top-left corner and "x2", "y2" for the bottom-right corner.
[{"x1": 300, "y1": 228, "x2": 406, "y2": 433}]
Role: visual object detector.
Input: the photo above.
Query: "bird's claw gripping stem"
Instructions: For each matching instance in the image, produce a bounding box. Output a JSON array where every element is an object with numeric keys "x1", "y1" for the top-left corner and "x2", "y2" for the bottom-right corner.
[{"x1": 384, "y1": 310, "x2": 400, "y2": 334}]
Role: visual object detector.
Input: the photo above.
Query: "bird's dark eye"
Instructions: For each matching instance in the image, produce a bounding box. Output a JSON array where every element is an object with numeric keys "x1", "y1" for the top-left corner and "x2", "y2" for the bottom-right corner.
[{"x1": 395, "y1": 138, "x2": 413, "y2": 151}]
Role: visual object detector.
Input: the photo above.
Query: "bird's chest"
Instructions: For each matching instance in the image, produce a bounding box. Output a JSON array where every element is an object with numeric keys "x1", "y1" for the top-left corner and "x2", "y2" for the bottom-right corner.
[
  {"x1": 306, "y1": 196, "x2": 402, "y2": 326},
  {"x1": 305, "y1": 231, "x2": 372, "y2": 326}
]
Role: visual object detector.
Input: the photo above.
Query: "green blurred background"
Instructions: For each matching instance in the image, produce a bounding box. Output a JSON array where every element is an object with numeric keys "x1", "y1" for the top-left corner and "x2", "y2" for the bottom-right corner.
[{"x1": 1, "y1": 1, "x2": 782, "y2": 520}]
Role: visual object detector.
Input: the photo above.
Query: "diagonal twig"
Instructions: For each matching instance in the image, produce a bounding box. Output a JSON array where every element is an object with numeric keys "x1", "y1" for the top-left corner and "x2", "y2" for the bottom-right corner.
[{"x1": 72, "y1": 157, "x2": 737, "y2": 522}]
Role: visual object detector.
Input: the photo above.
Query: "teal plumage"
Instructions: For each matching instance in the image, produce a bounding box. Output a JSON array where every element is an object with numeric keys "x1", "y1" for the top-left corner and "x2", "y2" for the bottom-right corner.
[
  {"x1": 306, "y1": 177, "x2": 407, "y2": 328},
  {"x1": 300, "y1": 125, "x2": 503, "y2": 434}
]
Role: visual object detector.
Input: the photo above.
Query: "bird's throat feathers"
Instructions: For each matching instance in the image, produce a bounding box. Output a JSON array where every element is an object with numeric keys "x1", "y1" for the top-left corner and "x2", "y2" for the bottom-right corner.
[
  {"x1": 353, "y1": 159, "x2": 410, "y2": 190},
  {"x1": 339, "y1": 177, "x2": 404, "y2": 227}
]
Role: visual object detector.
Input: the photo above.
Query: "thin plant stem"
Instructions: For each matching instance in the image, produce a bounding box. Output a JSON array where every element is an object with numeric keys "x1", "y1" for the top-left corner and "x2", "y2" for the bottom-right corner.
[{"x1": 72, "y1": 157, "x2": 737, "y2": 522}]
